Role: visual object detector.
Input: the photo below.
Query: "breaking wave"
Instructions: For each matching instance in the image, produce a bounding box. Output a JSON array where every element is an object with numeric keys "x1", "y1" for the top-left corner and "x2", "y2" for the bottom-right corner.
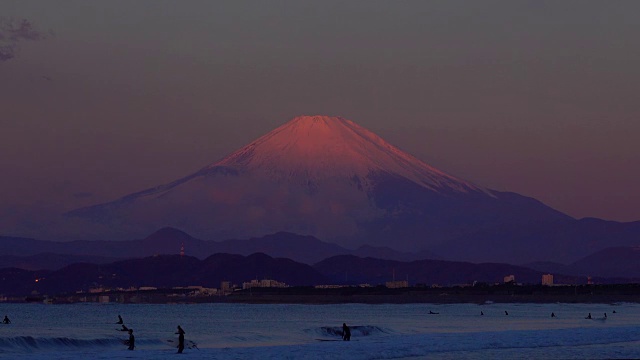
[{"x1": 306, "y1": 325, "x2": 393, "y2": 339}]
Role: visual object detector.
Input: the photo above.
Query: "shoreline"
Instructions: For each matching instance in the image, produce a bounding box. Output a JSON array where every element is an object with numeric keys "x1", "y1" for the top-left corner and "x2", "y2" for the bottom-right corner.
[{"x1": 5, "y1": 284, "x2": 640, "y2": 305}]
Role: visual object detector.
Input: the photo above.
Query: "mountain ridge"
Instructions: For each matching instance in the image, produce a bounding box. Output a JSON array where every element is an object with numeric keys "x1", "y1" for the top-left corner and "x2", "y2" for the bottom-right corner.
[
  {"x1": 60, "y1": 115, "x2": 638, "y2": 263},
  {"x1": 0, "y1": 228, "x2": 441, "y2": 268},
  {"x1": 0, "y1": 253, "x2": 327, "y2": 297},
  {"x1": 3, "y1": 252, "x2": 630, "y2": 298}
]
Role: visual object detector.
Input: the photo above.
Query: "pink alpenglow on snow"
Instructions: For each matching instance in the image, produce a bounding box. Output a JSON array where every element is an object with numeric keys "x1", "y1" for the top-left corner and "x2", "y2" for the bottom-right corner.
[{"x1": 214, "y1": 115, "x2": 483, "y2": 194}]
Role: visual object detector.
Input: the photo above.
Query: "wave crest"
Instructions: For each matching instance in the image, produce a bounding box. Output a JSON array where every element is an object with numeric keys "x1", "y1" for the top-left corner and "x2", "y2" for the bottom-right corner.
[{"x1": 307, "y1": 325, "x2": 393, "y2": 339}]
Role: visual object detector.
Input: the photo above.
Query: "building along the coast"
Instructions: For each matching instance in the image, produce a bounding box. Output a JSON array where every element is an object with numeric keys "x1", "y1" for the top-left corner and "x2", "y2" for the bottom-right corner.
[
  {"x1": 386, "y1": 280, "x2": 409, "y2": 288},
  {"x1": 242, "y1": 279, "x2": 288, "y2": 289}
]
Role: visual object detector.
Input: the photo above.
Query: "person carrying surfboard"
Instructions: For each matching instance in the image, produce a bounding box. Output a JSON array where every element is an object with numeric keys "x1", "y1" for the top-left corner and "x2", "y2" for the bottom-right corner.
[{"x1": 2, "y1": 315, "x2": 10, "y2": 324}]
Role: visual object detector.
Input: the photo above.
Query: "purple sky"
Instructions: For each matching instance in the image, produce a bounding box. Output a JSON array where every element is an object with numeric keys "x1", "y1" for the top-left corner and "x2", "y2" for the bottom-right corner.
[{"x1": 1, "y1": 1, "x2": 639, "y2": 235}]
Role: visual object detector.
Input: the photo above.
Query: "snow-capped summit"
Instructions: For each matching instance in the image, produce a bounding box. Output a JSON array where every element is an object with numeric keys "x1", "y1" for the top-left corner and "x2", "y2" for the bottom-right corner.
[{"x1": 214, "y1": 115, "x2": 482, "y2": 193}]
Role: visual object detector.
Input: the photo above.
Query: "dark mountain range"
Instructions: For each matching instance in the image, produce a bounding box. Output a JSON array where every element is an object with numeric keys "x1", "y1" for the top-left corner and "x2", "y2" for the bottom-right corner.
[
  {"x1": 527, "y1": 246, "x2": 640, "y2": 279},
  {"x1": 3, "y1": 252, "x2": 636, "y2": 298},
  {"x1": 440, "y1": 217, "x2": 640, "y2": 264},
  {"x1": 313, "y1": 255, "x2": 585, "y2": 286},
  {"x1": 570, "y1": 246, "x2": 640, "y2": 278},
  {"x1": 0, "y1": 253, "x2": 118, "y2": 271},
  {"x1": 214, "y1": 232, "x2": 440, "y2": 263},
  {"x1": 524, "y1": 261, "x2": 573, "y2": 276},
  {"x1": 0, "y1": 227, "x2": 440, "y2": 269},
  {"x1": 351, "y1": 245, "x2": 441, "y2": 262},
  {"x1": 60, "y1": 115, "x2": 636, "y2": 265},
  {"x1": 0, "y1": 253, "x2": 326, "y2": 297}
]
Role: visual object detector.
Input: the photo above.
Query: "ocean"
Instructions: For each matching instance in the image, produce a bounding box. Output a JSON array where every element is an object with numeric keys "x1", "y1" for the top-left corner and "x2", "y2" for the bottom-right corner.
[{"x1": 1, "y1": 302, "x2": 639, "y2": 359}]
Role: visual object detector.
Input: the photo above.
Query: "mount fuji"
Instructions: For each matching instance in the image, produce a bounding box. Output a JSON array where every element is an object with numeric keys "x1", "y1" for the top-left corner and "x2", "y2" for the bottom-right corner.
[{"x1": 67, "y1": 116, "x2": 640, "y2": 264}]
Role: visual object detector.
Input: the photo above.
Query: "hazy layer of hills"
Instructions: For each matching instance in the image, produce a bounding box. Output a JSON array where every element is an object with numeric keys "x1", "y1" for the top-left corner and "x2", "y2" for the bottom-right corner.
[
  {"x1": 2, "y1": 227, "x2": 640, "y2": 279},
  {"x1": 0, "y1": 253, "x2": 325, "y2": 297},
  {"x1": 526, "y1": 246, "x2": 640, "y2": 279},
  {"x1": 2, "y1": 227, "x2": 640, "y2": 298},
  {"x1": 0, "y1": 228, "x2": 440, "y2": 270},
  {"x1": 0, "y1": 252, "x2": 592, "y2": 297}
]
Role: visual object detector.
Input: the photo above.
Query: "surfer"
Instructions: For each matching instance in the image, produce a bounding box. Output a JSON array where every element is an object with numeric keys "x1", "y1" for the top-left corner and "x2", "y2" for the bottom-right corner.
[
  {"x1": 586, "y1": 313, "x2": 592, "y2": 319},
  {"x1": 551, "y1": 312, "x2": 556, "y2": 318},
  {"x1": 342, "y1": 323, "x2": 351, "y2": 341},
  {"x1": 2, "y1": 315, "x2": 10, "y2": 324},
  {"x1": 117, "y1": 315, "x2": 123, "y2": 324},
  {"x1": 126, "y1": 329, "x2": 135, "y2": 350},
  {"x1": 480, "y1": 311, "x2": 484, "y2": 316},
  {"x1": 504, "y1": 311, "x2": 509, "y2": 316},
  {"x1": 613, "y1": 310, "x2": 617, "y2": 314},
  {"x1": 429, "y1": 310, "x2": 439, "y2": 314},
  {"x1": 176, "y1": 325, "x2": 186, "y2": 353},
  {"x1": 604, "y1": 313, "x2": 607, "y2": 319}
]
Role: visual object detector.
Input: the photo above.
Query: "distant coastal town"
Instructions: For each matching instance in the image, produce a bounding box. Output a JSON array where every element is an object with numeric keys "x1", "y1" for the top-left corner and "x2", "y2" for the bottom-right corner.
[{"x1": 3, "y1": 272, "x2": 640, "y2": 305}]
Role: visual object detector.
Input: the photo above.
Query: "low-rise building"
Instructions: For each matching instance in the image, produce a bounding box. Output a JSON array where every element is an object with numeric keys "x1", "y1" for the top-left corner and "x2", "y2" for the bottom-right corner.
[
  {"x1": 242, "y1": 279, "x2": 287, "y2": 289},
  {"x1": 220, "y1": 281, "x2": 232, "y2": 294},
  {"x1": 542, "y1": 274, "x2": 554, "y2": 286},
  {"x1": 385, "y1": 280, "x2": 409, "y2": 288}
]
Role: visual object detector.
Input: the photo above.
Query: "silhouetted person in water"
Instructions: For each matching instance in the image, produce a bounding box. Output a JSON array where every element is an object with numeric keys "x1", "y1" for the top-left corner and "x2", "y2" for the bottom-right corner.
[
  {"x1": 429, "y1": 310, "x2": 439, "y2": 314},
  {"x1": 176, "y1": 325, "x2": 185, "y2": 353},
  {"x1": 604, "y1": 313, "x2": 607, "y2": 319},
  {"x1": 586, "y1": 313, "x2": 592, "y2": 319},
  {"x1": 127, "y1": 329, "x2": 135, "y2": 350},
  {"x1": 342, "y1": 323, "x2": 351, "y2": 341},
  {"x1": 504, "y1": 311, "x2": 509, "y2": 316},
  {"x1": 551, "y1": 312, "x2": 556, "y2": 318},
  {"x1": 120, "y1": 324, "x2": 129, "y2": 332},
  {"x1": 2, "y1": 315, "x2": 10, "y2": 324},
  {"x1": 117, "y1": 315, "x2": 123, "y2": 324},
  {"x1": 480, "y1": 311, "x2": 484, "y2": 316},
  {"x1": 613, "y1": 310, "x2": 617, "y2": 314}
]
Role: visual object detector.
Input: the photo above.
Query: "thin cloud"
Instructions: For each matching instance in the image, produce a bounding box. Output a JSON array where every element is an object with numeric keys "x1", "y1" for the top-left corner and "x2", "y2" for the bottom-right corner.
[{"x1": 0, "y1": 18, "x2": 51, "y2": 62}]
